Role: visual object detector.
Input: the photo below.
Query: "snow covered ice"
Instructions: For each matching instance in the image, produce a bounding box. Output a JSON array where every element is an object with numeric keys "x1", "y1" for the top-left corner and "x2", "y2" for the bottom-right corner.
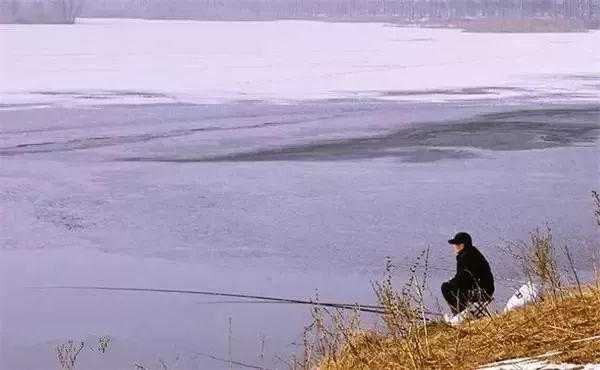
[{"x1": 1, "y1": 18, "x2": 599, "y2": 106}]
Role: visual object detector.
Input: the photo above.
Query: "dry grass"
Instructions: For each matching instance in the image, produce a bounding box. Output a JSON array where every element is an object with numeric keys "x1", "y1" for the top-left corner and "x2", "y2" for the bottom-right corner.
[
  {"x1": 300, "y1": 251, "x2": 438, "y2": 369},
  {"x1": 55, "y1": 336, "x2": 112, "y2": 370},
  {"x1": 56, "y1": 340, "x2": 85, "y2": 370},
  {"x1": 319, "y1": 284, "x2": 600, "y2": 369},
  {"x1": 593, "y1": 191, "x2": 600, "y2": 227},
  {"x1": 502, "y1": 226, "x2": 563, "y2": 298}
]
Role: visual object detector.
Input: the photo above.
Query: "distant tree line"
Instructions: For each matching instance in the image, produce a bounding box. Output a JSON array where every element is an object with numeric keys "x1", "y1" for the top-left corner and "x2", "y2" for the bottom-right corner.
[
  {"x1": 82, "y1": 0, "x2": 599, "y2": 21},
  {"x1": 0, "y1": 0, "x2": 84, "y2": 23},
  {"x1": 1, "y1": 0, "x2": 598, "y2": 24}
]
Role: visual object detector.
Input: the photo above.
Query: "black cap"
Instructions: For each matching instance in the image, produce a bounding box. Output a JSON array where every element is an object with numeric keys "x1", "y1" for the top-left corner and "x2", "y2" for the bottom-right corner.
[{"x1": 448, "y1": 232, "x2": 472, "y2": 246}]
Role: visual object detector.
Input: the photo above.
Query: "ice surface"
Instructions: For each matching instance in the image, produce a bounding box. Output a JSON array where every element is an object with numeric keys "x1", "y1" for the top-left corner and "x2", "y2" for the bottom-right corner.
[
  {"x1": 1, "y1": 107, "x2": 597, "y2": 368},
  {"x1": 1, "y1": 18, "x2": 599, "y2": 106}
]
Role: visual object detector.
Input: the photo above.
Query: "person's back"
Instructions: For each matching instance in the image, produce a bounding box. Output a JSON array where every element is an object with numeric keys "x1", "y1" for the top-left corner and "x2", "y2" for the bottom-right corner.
[{"x1": 456, "y1": 243, "x2": 494, "y2": 297}]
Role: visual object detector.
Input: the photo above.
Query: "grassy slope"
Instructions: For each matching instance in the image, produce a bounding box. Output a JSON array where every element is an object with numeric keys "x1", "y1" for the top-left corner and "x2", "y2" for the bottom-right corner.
[{"x1": 321, "y1": 285, "x2": 600, "y2": 369}]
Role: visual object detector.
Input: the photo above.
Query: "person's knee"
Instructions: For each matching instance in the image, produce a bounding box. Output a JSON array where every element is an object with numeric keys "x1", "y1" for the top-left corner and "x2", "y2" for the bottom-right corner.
[{"x1": 441, "y1": 281, "x2": 449, "y2": 294}]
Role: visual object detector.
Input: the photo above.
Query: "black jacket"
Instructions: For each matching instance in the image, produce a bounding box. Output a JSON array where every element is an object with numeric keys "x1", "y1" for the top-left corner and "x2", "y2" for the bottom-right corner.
[{"x1": 448, "y1": 245, "x2": 494, "y2": 297}]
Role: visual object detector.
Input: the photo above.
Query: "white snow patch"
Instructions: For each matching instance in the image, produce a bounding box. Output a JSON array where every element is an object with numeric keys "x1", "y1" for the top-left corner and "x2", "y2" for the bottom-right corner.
[
  {"x1": 481, "y1": 341, "x2": 600, "y2": 369},
  {"x1": 1, "y1": 18, "x2": 598, "y2": 106},
  {"x1": 482, "y1": 359, "x2": 599, "y2": 370},
  {"x1": 481, "y1": 357, "x2": 600, "y2": 370}
]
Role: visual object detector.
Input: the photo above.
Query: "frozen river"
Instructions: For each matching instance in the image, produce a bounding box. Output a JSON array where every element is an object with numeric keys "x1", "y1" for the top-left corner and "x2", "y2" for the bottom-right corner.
[
  {"x1": 1, "y1": 19, "x2": 599, "y2": 370},
  {"x1": 1, "y1": 18, "x2": 599, "y2": 105}
]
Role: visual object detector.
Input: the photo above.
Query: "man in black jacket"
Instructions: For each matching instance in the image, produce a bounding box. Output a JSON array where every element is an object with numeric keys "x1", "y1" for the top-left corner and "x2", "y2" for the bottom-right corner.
[{"x1": 441, "y1": 232, "x2": 494, "y2": 315}]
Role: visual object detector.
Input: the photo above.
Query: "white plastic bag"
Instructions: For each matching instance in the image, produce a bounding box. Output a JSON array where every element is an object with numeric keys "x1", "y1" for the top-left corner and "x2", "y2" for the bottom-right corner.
[{"x1": 504, "y1": 282, "x2": 539, "y2": 313}]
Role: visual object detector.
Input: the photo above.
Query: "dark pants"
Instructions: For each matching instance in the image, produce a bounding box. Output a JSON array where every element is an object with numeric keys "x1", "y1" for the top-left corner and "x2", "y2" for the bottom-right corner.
[{"x1": 441, "y1": 282, "x2": 491, "y2": 315}]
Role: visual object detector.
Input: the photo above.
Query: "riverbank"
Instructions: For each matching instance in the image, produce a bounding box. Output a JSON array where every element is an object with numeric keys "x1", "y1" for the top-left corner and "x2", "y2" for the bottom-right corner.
[{"x1": 318, "y1": 283, "x2": 600, "y2": 369}]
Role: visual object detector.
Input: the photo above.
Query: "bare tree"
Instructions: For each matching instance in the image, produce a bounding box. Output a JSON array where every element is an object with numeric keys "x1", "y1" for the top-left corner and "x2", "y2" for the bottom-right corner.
[
  {"x1": 58, "y1": 0, "x2": 85, "y2": 23},
  {"x1": 6, "y1": 0, "x2": 598, "y2": 24}
]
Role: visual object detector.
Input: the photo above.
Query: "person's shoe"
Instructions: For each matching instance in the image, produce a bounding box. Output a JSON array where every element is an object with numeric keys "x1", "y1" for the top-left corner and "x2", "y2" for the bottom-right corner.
[
  {"x1": 443, "y1": 313, "x2": 453, "y2": 324},
  {"x1": 443, "y1": 311, "x2": 468, "y2": 326}
]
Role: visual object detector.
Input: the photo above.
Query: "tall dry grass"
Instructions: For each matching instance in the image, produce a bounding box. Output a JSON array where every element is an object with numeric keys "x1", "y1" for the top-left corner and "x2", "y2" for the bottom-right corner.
[
  {"x1": 502, "y1": 226, "x2": 563, "y2": 299},
  {"x1": 56, "y1": 336, "x2": 111, "y2": 370},
  {"x1": 298, "y1": 250, "x2": 440, "y2": 369}
]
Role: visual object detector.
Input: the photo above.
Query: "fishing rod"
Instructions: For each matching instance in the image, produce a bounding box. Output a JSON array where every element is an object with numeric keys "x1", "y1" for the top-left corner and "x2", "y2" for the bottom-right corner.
[
  {"x1": 31, "y1": 286, "x2": 443, "y2": 316},
  {"x1": 32, "y1": 286, "x2": 386, "y2": 314}
]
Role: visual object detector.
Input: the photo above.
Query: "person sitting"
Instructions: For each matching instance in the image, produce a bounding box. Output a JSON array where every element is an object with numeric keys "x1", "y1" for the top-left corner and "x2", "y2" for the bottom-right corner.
[{"x1": 441, "y1": 232, "x2": 495, "y2": 318}]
